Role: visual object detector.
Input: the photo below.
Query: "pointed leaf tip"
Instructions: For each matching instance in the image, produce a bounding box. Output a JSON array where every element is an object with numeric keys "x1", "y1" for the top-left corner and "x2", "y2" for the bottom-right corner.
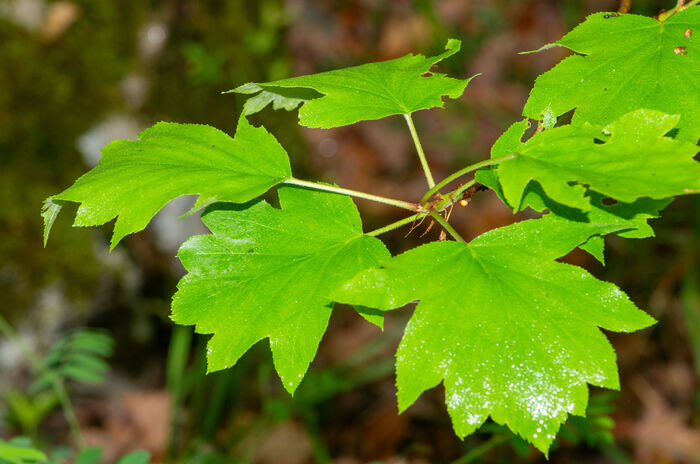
[
  {"x1": 445, "y1": 38, "x2": 461, "y2": 51},
  {"x1": 518, "y1": 42, "x2": 560, "y2": 55},
  {"x1": 354, "y1": 306, "x2": 384, "y2": 330},
  {"x1": 41, "y1": 197, "x2": 65, "y2": 246}
]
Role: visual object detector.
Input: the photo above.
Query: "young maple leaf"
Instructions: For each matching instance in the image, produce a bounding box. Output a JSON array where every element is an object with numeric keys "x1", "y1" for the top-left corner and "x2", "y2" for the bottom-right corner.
[
  {"x1": 333, "y1": 214, "x2": 655, "y2": 453},
  {"x1": 491, "y1": 110, "x2": 700, "y2": 212},
  {"x1": 524, "y1": 8, "x2": 700, "y2": 142},
  {"x1": 43, "y1": 114, "x2": 291, "y2": 248},
  {"x1": 233, "y1": 39, "x2": 476, "y2": 128},
  {"x1": 171, "y1": 186, "x2": 390, "y2": 393}
]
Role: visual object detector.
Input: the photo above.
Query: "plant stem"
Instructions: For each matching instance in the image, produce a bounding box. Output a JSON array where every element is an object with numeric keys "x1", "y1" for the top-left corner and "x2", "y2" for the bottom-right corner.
[
  {"x1": 283, "y1": 178, "x2": 419, "y2": 211},
  {"x1": 403, "y1": 113, "x2": 435, "y2": 188},
  {"x1": 0, "y1": 314, "x2": 86, "y2": 449},
  {"x1": 429, "y1": 211, "x2": 466, "y2": 243},
  {"x1": 421, "y1": 154, "x2": 516, "y2": 203},
  {"x1": 658, "y1": 0, "x2": 698, "y2": 20},
  {"x1": 619, "y1": 0, "x2": 632, "y2": 13},
  {"x1": 366, "y1": 213, "x2": 427, "y2": 236},
  {"x1": 165, "y1": 326, "x2": 192, "y2": 460},
  {"x1": 445, "y1": 179, "x2": 478, "y2": 210},
  {"x1": 52, "y1": 380, "x2": 85, "y2": 449}
]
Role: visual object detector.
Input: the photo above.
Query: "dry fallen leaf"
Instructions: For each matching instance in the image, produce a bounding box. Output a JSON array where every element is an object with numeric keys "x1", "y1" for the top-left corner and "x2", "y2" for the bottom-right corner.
[{"x1": 629, "y1": 379, "x2": 700, "y2": 464}]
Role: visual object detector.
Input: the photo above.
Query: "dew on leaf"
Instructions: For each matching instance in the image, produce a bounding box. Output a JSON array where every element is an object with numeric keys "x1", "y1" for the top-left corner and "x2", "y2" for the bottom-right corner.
[{"x1": 465, "y1": 412, "x2": 483, "y2": 425}]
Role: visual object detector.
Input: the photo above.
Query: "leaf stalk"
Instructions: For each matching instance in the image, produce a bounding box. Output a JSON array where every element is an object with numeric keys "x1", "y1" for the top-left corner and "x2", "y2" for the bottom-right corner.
[
  {"x1": 658, "y1": 0, "x2": 699, "y2": 21},
  {"x1": 283, "y1": 178, "x2": 420, "y2": 211},
  {"x1": 366, "y1": 213, "x2": 428, "y2": 236},
  {"x1": 421, "y1": 154, "x2": 516, "y2": 203},
  {"x1": 429, "y1": 211, "x2": 466, "y2": 243},
  {"x1": 404, "y1": 113, "x2": 436, "y2": 188}
]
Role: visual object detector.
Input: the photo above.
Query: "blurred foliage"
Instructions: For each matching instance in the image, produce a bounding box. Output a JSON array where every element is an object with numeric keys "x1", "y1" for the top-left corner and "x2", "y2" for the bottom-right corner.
[
  {"x1": 0, "y1": 325, "x2": 114, "y2": 444},
  {"x1": 0, "y1": 436, "x2": 46, "y2": 464},
  {"x1": 0, "y1": 437, "x2": 150, "y2": 464},
  {"x1": 2, "y1": 389, "x2": 58, "y2": 444},
  {"x1": 30, "y1": 329, "x2": 113, "y2": 392}
]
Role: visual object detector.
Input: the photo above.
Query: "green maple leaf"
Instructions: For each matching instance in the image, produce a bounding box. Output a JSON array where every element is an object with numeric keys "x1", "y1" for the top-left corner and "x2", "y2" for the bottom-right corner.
[
  {"x1": 232, "y1": 39, "x2": 475, "y2": 128},
  {"x1": 476, "y1": 116, "x2": 674, "y2": 262},
  {"x1": 490, "y1": 110, "x2": 700, "y2": 212},
  {"x1": 524, "y1": 8, "x2": 700, "y2": 142},
  {"x1": 478, "y1": 166, "x2": 670, "y2": 263},
  {"x1": 332, "y1": 215, "x2": 655, "y2": 453},
  {"x1": 476, "y1": 119, "x2": 671, "y2": 264},
  {"x1": 171, "y1": 185, "x2": 390, "y2": 393},
  {"x1": 43, "y1": 114, "x2": 291, "y2": 249}
]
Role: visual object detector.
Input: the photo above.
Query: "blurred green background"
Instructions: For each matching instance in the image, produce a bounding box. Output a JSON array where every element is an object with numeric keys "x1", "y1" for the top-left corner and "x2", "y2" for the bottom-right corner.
[{"x1": 1, "y1": 0, "x2": 698, "y2": 463}]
